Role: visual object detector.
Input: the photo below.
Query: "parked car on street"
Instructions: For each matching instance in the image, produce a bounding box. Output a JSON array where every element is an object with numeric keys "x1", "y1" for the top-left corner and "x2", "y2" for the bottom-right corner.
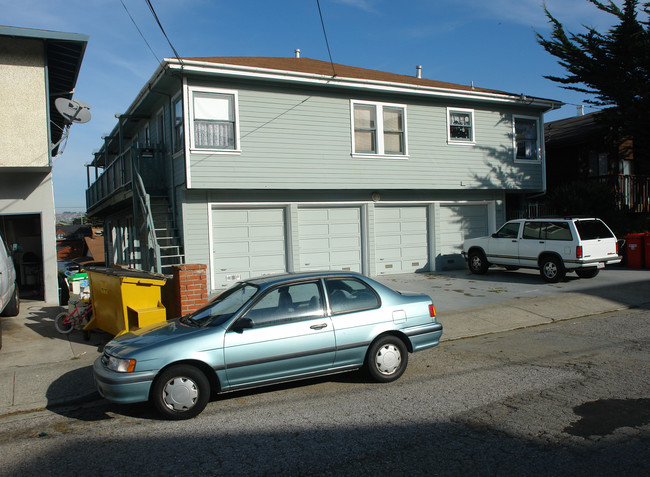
[
  {"x1": 94, "y1": 271, "x2": 442, "y2": 419},
  {"x1": 462, "y1": 217, "x2": 621, "y2": 282},
  {"x1": 0, "y1": 233, "x2": 20, "y2": 349}
]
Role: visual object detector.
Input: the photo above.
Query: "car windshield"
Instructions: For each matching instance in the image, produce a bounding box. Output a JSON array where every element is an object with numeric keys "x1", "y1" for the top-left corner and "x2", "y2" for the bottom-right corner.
[{"x1": 183, "y1": 283, "x2": 258, "y2": 327}]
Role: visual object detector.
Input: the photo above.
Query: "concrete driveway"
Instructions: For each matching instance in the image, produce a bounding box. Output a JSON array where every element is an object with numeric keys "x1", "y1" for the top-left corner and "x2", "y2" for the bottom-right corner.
[{"x1": 375, "y1": 265, "x2": 650, "y2": 313}]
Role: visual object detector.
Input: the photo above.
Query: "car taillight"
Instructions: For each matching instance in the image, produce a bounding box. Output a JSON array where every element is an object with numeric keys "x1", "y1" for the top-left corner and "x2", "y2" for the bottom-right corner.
[
  {"x1": 576, "y1": 245, "x2": 583, "y2": 259},
  {"x1": 429, "y1": 304, "x2": 436, "y2": 317}
]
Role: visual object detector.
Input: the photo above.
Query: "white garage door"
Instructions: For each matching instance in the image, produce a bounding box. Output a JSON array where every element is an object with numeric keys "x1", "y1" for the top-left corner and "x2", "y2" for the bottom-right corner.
[
  {"x1": 211, "y1": 208, "x2": 287, "y2": 289},
  {"x1": 375, "y1": 206, "x2": 428, "y2": 275},
  {"x1": 438, "y1": 204, "x2": 489, "y2": 269},
  {"x1": 297, "y1": 207, "x2": 362, "y2": 272}
]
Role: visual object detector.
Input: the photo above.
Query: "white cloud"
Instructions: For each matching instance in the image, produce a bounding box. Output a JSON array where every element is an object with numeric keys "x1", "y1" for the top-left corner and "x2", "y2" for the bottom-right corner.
[{"x1": 331, "y1": 0, "x2": 379, "y2": 14}]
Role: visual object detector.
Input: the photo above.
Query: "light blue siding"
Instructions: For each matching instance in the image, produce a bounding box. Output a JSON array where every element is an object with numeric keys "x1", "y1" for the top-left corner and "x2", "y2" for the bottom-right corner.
[{"x1": 187, "y1": 83, "x2": 544, "y2": 192}]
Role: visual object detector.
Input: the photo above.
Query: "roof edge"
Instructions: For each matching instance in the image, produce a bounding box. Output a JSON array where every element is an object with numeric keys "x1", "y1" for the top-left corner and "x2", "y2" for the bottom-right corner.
[{"x1": 0, "y1": 25, "x2": 89, "y2": 43}]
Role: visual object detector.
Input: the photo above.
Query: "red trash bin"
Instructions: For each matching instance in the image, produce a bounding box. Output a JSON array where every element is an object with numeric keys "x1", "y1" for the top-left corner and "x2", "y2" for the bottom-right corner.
[{"x1": 625, "y1": 233, "x2": 645, "y2": 268}]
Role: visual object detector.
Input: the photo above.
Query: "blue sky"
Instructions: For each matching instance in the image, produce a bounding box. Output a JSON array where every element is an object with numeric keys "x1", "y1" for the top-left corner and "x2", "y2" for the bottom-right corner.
[{"x1": 2, "y1": 0, "x2": 618, "y2": 213}]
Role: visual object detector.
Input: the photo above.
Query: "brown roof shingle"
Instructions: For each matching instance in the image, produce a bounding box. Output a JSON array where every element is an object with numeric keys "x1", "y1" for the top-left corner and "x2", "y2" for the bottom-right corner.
[{"x1": 182, "y1": 56, "x2": 513, "y2": 97}]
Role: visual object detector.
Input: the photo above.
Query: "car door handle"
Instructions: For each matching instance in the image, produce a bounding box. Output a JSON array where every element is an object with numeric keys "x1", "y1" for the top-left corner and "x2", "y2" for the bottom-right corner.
[{"x1": 310, "y1": 323, "x2": 328, "y2": 330}]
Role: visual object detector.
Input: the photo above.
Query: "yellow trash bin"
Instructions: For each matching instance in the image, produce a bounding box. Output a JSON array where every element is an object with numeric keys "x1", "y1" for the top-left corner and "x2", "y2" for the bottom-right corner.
[{"x1": 84, "y1": 266, "x2": 168, "y2": 337}]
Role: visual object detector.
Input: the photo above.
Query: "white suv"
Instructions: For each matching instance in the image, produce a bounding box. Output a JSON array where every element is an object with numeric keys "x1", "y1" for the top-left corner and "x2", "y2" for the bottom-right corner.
[
  {"x1": 462, "y1": 218, "x2": 621, "y2": 282},
  {"x1": 1, "y1": 233, "x2": 20, "y2": 349}
]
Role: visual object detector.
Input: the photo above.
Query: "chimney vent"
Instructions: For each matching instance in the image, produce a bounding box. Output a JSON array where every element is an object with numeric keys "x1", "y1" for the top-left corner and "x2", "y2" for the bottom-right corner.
[
  {"x1": 416, "y1": 65, "x2": 422, "y2": 78},
  {"x1": 295, "y1": 49, "x2": 301, "y2": 58}
]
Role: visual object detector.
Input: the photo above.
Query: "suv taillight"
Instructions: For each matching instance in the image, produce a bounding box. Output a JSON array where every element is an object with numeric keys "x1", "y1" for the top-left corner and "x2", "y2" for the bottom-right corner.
[{"x1": 576, "y1": 245, "x2": 583, "y2": 259}]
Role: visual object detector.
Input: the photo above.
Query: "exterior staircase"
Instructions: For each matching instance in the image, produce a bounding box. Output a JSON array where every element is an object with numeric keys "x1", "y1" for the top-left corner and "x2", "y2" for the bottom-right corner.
[{"x1": 149, "y1": 196, "x2": 184, "y2": 275}]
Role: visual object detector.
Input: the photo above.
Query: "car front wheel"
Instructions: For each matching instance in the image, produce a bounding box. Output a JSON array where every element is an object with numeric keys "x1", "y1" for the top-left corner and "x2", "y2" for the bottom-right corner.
[
  {"x1": 366, "y1": 336, "x2": 408, "y2": 383},
  {"x1": 540, "y1": 256, "x2": 565, "y2": 283},
  {"x1": 152, "y1": 365, "x2": 210, "y2": 420},
  {"x1": 468, "y1": 250, "x2": 489, "y2": 274}
]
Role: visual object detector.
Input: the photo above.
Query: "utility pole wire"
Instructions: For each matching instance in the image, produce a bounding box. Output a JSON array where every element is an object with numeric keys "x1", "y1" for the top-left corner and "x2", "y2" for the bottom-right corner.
[
  {"x1": 145, "y1": 0, "x2": 184, "y2": 66},
  {"x1": 119, "y1": 0, "x2": 160, "y2": 64},
  {"x1": 316, "y1": 0, "x2": 337, "y2": 76}
]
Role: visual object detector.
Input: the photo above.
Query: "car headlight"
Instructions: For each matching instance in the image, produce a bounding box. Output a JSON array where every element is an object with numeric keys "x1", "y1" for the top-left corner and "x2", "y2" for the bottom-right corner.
[{"x1": 107, "y1": 356, "x2": 136, "y2": 373}]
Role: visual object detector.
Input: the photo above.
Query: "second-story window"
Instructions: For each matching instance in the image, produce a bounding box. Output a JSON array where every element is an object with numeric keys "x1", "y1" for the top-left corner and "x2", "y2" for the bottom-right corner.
[
  {"x1": 447, "y1": 108, "x2": 474, "y2": 143},
  {"x1": 352, "y1": 101, "x2": 406, "y2": 156},
  {"x1": 514, "y1": 116, "x2": 539, "y2": 160},
  {"x1": 190, "y1": 88, "x2": 240, "y2": 151},
  {"x1": 172, "y1": 96, "x2": 183, "y2": 153}
]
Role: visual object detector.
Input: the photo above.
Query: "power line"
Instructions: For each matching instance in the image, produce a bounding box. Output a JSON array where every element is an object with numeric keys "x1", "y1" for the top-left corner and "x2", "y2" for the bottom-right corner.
[
  {"x1": 145, "y1": 0, "x2": 184, "y2": 66},
  {"x1": 316, "y1": 0, "x2": 336, "y2": 76},
  {"x1": 119, "y1": 0, "x2": 160, "y2": 64}
]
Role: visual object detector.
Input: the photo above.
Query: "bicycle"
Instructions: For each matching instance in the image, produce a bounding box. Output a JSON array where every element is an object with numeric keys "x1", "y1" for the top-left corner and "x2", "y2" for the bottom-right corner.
[{"x1": 55, "y1": 300, "x2": 93, "y2": 339}]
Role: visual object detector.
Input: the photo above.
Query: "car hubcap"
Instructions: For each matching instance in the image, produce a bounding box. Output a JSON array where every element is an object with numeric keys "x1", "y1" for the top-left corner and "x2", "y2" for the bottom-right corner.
[
  {"x1": 544, "y1": 263, "x2": 557, "y2": 278},
  {"x1": 471, "y1": 257, "x2": 481, "y2": 270},
  {"x1": 162, "y1": 376, "x2": 199, "y2": 411},
  {"x1": 375, "y1": 344, "x2": 401, "y2": 375}
]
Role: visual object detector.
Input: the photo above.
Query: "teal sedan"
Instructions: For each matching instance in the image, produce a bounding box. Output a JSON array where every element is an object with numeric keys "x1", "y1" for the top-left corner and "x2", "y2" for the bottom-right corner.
[{"x1": 93, "y1": 271, "x2": 443, "y2": 419}]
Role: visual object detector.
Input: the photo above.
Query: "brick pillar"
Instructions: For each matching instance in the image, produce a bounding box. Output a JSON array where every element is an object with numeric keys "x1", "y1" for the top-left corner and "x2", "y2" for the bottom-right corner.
[{"x1": 169, "y1": 264, "x2": 208, "y2": 316}]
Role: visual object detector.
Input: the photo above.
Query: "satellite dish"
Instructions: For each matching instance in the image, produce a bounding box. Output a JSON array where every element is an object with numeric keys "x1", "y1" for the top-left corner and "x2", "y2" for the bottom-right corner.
[{"x1": 55, "y1": 97, "x2": 92, "y2": 124}]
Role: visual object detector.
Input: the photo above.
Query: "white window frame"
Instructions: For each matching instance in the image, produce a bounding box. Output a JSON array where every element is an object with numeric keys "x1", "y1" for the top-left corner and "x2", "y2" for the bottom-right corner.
[
  {"x1": 172, "y1": 93, "x2": 184, "y2": 154},
  {"x1": 513, "y1": 115, "x2": 541, "y2": 161},
  {"x1": 447, "y1": 107, "x2": 475, "y2": 144},
  {"x1": 350, "y1": 100, "x2": 408, "y2": 158},
  {"x1": 188, "y1": 85, "x2": 241, "y2": 154}
]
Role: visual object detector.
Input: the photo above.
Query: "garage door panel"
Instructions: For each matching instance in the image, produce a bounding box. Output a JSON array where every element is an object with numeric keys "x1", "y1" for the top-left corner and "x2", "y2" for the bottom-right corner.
[
  {"x1": 439, "y1": 204, "x2": 488, "y2": 270},
  {"x1": 215, "y1": 256, "x2": 251, "y2": 269},
  {"x1": 330, "y1": 223, "x2": 360, "y2": 235},
  {"x1": 330, "y1": 236, "x2": 360, "y2": 248},
  {"x1": 215, "y1": 241, "x2": 250, "y2": 255},
  {"x1": 329, "y1": 208, "x2": 360, "y2": 221},
  {"x1": 375, "y1": 206, "x2": 428, "y2": 275},
  {"x1": 217, "y1": 209, "x2": 249, "y2": 223},
  {"x1": 301, "y1": 224, "x2": 330, "y2": 236},
  {"x1": 299, "y1": 237, "x2": 330, "y2": 250},
  {"x1": 250, "y1": 239, "x2": 285, "y2": 253},
  {"x1": 297, "y1": 207, "x2": 362, "y2": 272},
  {"x1": 216, "y1": 226, "x2": 250, "y2": 239},
  {"x1": 212, "y1": 207, "x2": 286, "y2": 289}
]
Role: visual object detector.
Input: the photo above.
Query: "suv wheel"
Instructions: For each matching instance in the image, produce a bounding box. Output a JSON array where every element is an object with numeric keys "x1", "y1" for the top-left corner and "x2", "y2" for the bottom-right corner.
[
  {"x1": 540, "y1": 256, "x2": 565, "y2": 283},
  {"x1": 468, "y1": 250, "x2": 489, "y2": 274}
]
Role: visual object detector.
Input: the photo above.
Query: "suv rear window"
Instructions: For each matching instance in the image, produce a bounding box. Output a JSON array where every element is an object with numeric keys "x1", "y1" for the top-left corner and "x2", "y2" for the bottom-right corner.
[{"x1": 575, "y1": 220, "x2": 614, "y2": 240}]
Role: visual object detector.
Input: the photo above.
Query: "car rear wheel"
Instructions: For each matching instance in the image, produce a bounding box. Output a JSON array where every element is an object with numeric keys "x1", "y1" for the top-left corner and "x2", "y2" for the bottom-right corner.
[
  {"x1": 468, "y1": 250, "x2": 489, "y2": 275},
  {"x1": 576, "y1": 268, "x2": 599, "y2": 279},
  {"x1": 152, "y1": 365, "x2": 210, "y2": 420},
  {"x1": 366, "y1": 336, "x2": 408, "y2": 383},
  {"x1": 540, "y1": 256, "x2": 565, "y2": 283}
]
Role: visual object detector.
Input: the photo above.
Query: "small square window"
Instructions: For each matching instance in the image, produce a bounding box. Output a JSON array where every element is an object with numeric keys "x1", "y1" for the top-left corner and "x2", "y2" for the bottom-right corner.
[{"x1": 448, "y1": 108, "x2": 474, "y2": 143}]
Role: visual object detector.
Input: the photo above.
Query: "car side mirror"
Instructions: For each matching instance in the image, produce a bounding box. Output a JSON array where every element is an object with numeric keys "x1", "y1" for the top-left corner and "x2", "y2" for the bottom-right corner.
[
  {"x1": 491, "y1": 233, "x2": 498, "y2": 238},
  {"x1": 231, "y1": 317, "x2": 254, "y2": 333}
]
